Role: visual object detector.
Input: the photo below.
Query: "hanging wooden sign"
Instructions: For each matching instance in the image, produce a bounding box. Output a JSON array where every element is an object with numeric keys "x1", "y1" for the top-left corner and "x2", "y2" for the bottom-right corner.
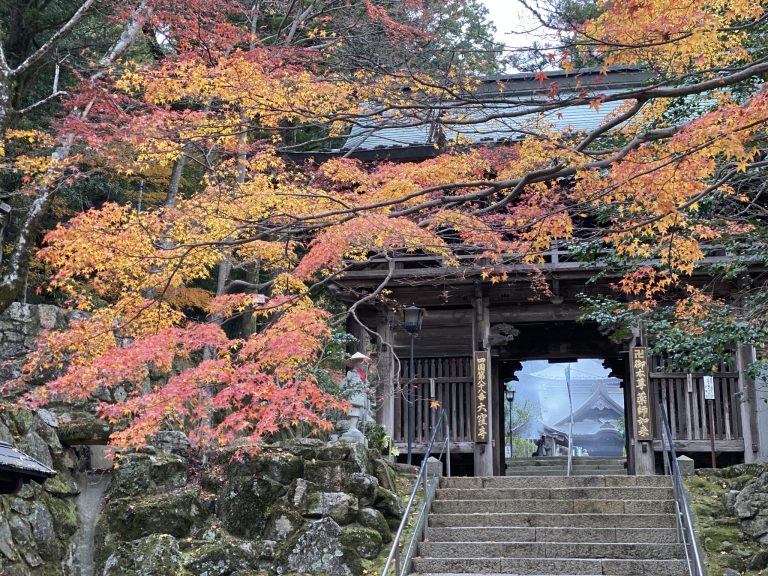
[
  {"x1": 474, "y1": 351, "x2": 490, "y2": 443},
  {"x1": 631, "y1": 347, "x2": 653, "y2": 441}
]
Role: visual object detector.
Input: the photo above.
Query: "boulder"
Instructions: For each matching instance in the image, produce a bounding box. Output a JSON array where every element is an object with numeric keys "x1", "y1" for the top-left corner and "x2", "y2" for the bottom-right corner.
[
  {"x1": 347, "y1": 472, "x2": 378, "y2": 506},
  {"x1": 735, "y1": 470, "x2": 768, "y2": 542},
  {"x1": 100, "y1": 534, "x2": 190, "y2": 576},
  {"x1": 303, "y1": 492, "x2": 359, "y2": 525},
  {"x1": 152, "y1": 431, "x2": 191, "y2": 457},
  {"x1": 182, "y1": 538, "x2": 267, "y2": 575},
  {"x1": 223, "y1": 449, "x2": 303, "y2": 485},
  {"x1": 282, "y1": 517, "x2": 361, "y2": 576},
  {"x1": 305, "y1": 460, "x2": 359, "y2": 492},
  {"x1": 264, "y1": 508, "x2": 306, "y2": 541},
  {"x1": 375, "y1": 487, "x2": 404, "y2": 524},
  {"x1": 56, "y1": 410, "x2": 112, "y2": 445},
  {"x1": 358, "y1": 507, "x2": 392, "y2": 543},
  {"x1": 104, "y1": 490, "x2": 204, "y2": 540},
  {"x1": 372, "y1": 458, "x2": 398, "y2": 492},
  {"x1": 339, "y1": 526, "x2": 383, "y2": 560},
  {"x1": 218, "y1": 476, "x2": 285, "y2": 538},
  {"x1": 111, "y1": 451, "x2": 188, "y2": 498}
]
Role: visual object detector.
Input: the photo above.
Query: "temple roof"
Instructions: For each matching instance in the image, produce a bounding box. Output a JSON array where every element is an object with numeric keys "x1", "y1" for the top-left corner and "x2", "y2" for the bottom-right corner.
[{"x1": 0, "y1": 441, "x2": 56, "y2": 481}]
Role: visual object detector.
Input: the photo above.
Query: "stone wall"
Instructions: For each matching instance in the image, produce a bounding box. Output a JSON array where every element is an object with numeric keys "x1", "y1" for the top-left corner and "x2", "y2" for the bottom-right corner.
[
  {"x1": 0, "y1": 407, "x2": 81, "y2": 576},
  {"x1": 94, "y1": 438, "x2": 404, "y2": 576}
]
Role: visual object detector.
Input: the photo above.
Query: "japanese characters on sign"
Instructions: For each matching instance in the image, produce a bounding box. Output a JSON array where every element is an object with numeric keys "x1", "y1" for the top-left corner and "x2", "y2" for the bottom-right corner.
[
  {"x1": 703, "y1": 375, "x2": 715, "y2": 400},
  {"x1": 474, "y1": 351, "x2": 490, "y2": 443},
  {"x1": 632, "y1": 347, "x2": 653, "y2": 441}
]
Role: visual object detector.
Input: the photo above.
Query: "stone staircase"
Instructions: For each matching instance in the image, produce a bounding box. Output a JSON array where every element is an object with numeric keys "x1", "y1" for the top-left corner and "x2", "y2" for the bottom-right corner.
[
  {"x1": 411, "y1": 474, "x2": 686, "y2": 576},
  {"x1": 505, "y1": 456, "x2": 627, "y2": 476}
]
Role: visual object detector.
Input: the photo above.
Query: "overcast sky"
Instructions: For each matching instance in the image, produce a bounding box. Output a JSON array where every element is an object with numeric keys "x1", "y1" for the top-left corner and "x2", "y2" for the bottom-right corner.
[{"x1": 481, "y1": 0, "x2": 542, "y2": 49}]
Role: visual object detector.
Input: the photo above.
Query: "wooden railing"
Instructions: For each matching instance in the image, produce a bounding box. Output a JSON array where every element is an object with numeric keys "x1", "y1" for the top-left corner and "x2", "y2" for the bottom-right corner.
[
  {"x1": 393, "y1": 357, "x2": 474, "y2": 450},
  {"x1": 650, "y1": 355, "x2": 743, "y2": 451}
]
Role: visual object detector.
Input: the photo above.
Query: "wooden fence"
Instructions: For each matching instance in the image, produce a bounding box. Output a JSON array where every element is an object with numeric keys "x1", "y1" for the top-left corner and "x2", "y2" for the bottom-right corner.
[
  {"x1": 393, "y1": 357, "x2": 474, "y2": 451},
  {"x1": 650, "y1": 355, "x2": 744, "y2": 451}
]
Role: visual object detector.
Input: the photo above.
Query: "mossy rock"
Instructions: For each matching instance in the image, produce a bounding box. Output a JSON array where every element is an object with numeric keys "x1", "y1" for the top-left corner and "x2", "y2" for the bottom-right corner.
[
  {"x1": 264, "y1": 507, "x2": 306, "y2": 541},
  {"x1": 111, "y1": 451, "x2": 188, "y2": 498},
  {"x1": 100, "y1": 534, "x2": 191, "y2": 576},
  {"x1": 40, "y1": 493, "x2": 78, "y2": 539},
  {"x1": 181, "y1": 538, "x2": 266, "y2": 575},
  {"x1": 304, "y1": 460, "x2": 359, "y2": 492},
  {"x1": 56, "y1": 411, "x2": 112, "y2": 445},
  {"x1": 358, "y1": 507, "x2": 391, "y2": 543},
  {"x1": 104, "y1": 489, "x2": 204, "y2": 540},
  {"x1": 218, "y1": 476, "x2": 284, "y2": 538},
  {"x1": 217, "y1": 449, "x2": 303, "y2": 485},
  {"x1": 374, "y1": 487, "x2": 403, "y2": 527},
  {"x1": 339, "y1": 526, "x2": 383, "y2": 560}
]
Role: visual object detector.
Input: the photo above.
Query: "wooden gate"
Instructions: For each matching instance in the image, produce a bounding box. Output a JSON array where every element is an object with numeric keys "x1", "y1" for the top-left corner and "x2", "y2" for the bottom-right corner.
[
  {"x1": 650, "y1": 355, "x2": 744, "y2": 451},
  {"x1": 393, "y1": 357, "x2": 475, "y2": 452}
]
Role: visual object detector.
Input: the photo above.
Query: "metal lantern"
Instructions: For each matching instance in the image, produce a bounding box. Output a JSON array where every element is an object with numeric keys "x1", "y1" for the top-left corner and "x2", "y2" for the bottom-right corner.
[
  {"x1": 403, "y1": 304, "x2": 424, "y2": 334},
  {"x1": 505, "y1": 384, "x2": 516, "y2": 404}
]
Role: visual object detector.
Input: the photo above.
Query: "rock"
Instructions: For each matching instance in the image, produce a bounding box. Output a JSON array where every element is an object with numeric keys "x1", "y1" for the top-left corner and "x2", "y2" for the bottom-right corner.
[
  {"x1": 339, "y1": 526, "x2": 383, "y2": 560},
  {"x1": 57, "y1": 410, "x2": 112, "y2": 445},
  {"x1": 305, "y1": 460, "x2": 359, "y2": 492},
  {"x1": 223, "y1": 450, "x2": 303, "y2": 485},
  {"x1": 0, "y1": 519, "x2": 17, "y2": 561},
  {"x1": 283, "y1": 517, "x2": 360, "y2": 576},
  {"x1": 723, "y1": 490, "x2": 740, "y2": 515},
  {"x1": 347, "y1": 472, "x2": 378, "y2": 506},
  {"x1": 104, "y1": 490, "x2": 203, "y2": 540},
  {"x1": 372, "y1": 458, "x2": 398, "y2": 491},
  {"x1": 720, "y1": 540, "x2": 733, "y2": 550},
  {"x1": 111, "y1": 451, "x2": 188, "y2": 498},
  {"x1": 37, "y1": 305, "x2": 60, "y2": 329},
  {"x1": 722, "y1": 569, "x2": 740, "y2": 576},
  {"x1": 303, "y1": 492, "x2": 359, "y2": 525},
  {"x1": 35, "y1": 409, "x2": 59, "y2": 429},
  {"x1": 44, "y1": 471, "x2": 80, "y2": 496},
  {"x1": 101, "y1": 534, "x2": 190, "y2": 576},
  {"x1": 152, "y1": 431, "x2": 191, "y2": 457},
  {"x1": 264, "y1": 508, "x2": 306, "y2": 541},
  {"x1": 358, "y1": 507, "x2": 392, "y2": 543},
  {"x1": 735, "y1": 470, "x2": 768, "y2": 542},
  {"x1": 748, "y1": 550, "x2": 768, "y2": 570},
  {"x1": 218, "y1": 476, "x2": 285, "y2": 538},
  {"x1": 287, "y1": 477, "x2": 317, "y2": 508},
  {"x1": 27, "y1": 501, "x2": 55, "y2": 543},
  {"x1": 20, "y1": 430, "x2": 52, "y2": 468},
  {"x1": 182, "y1": 539, "x2": 264, "y2": 575},
  {"x1": 43, "y1": 492, "x2": 79, "y2": 539},
  {"x1": 375, "y1": 487, "x2": 404, "y2": 522}
]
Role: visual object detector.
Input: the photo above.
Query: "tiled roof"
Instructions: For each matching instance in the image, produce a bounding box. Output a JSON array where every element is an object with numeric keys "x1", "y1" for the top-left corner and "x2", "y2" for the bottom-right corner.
[
  {"x1": 0, "y1": 441, "x2": 56, "y2": 480},
  {"x1": 344, "y1": 89, "x2": 629, "y2": 151}
]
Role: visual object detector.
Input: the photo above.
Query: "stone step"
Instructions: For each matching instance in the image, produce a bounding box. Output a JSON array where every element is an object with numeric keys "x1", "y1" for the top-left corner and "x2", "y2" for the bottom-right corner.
[
  {"x1": 440, "y1": 476, "x2": 670, "y2": 489},
  {"x1": 504, "y1": 468, "x2": 627, "y2": 476},
  {"x1": 428, "y1": 513, "x2": 676, "y2": 529},
  {"x1": 430, "y1": 499, "x2": 676, "y2": 515},
  {"x1": 410, "y1": 558, "x2": 687, "y2": 575},
  {"x1": 418, "y1": 542, "x2": 683, "y2": 560},
  {"x1": 506, "y1": 457, "x2": 626, "y2": 464},
  {"x1": 426, "y1": 527, "x2": 679, "y2": 543},
  {"x1": 435, "y1": 487, "x2": 673, "y2": 501}
]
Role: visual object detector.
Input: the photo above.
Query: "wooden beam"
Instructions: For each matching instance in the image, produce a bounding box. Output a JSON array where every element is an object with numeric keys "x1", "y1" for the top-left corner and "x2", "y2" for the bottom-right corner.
[{"x1": 394, "y1": 441, "x2": 475, "y2": 453}]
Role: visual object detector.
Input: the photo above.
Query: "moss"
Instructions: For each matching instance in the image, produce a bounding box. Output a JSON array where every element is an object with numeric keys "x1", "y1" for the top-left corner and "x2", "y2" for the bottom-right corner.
[
  {"x1": 104, "y1": 490, "x2": 203, "y2": 540},
  {"x1": 57, "y1": 411, "x2": 112, "y2": 445},
  {"x1": 41, "y1": 493, "x2": 78, "y2": 539},
  {"x1": 339, "y1": 526, "x2": 383, "y2": 560}
]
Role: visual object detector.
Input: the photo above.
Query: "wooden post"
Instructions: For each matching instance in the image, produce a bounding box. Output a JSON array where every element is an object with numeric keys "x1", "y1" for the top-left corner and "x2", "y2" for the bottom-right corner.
[
  {"x1": 472, "y1": 288, "x2": 494, "y2": 476},
  {"x1": 375, "y1": 309, "x2": 395, "y2": 437},
  {"x1": 737, "y1": 344, "x2": 759, "y2": 462},
  {"x1": 630, "y1": 340, "x2": 655, "y2": 475}
]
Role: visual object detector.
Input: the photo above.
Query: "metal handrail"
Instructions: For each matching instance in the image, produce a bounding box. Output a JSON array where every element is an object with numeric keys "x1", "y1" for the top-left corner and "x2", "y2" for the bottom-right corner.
[
  {"x1": 658, "y1": 403, "x2": 708, "y2": 576},
  {"x1": 381, "y1": 408, "x2": 451, "y2": 576}
]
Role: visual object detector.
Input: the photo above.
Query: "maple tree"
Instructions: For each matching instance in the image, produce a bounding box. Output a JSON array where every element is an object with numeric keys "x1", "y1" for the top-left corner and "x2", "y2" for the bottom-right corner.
[{"x1": 3, "y1": 0, "x2": 768, "y2": 449}]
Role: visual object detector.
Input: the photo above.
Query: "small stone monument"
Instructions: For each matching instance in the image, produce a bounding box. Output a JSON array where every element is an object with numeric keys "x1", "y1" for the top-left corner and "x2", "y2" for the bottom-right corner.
[
  {"x1": 339, "y1": 352, "x2": 374, "y2": 444},
  {"x1": 676, "y1": 454, "x2": 695, "y2": 476}
]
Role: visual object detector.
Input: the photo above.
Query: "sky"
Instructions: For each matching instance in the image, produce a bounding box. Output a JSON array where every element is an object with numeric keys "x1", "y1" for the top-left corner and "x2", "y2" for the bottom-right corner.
[{"x1": 481, "y1": 0, "x2": 542, "y2": 50}]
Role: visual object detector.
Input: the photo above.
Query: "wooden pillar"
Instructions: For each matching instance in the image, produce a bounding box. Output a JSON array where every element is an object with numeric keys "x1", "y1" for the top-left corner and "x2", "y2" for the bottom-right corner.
[
  {"x1": 375, "y1": 309, "x2": 395, "y2": 437},
  {"x1": 491, "y1": 354, "x2": 502, "y2": 475},
  {"x1": 630, "y1": 331, "x2": 655, "y2": 475},
  {"x1": 473, "y1": 289, "x2": 494, "y2": 476},
  {"x1": 737, "y1": 344, "x2": 759, "y2": 462}
]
